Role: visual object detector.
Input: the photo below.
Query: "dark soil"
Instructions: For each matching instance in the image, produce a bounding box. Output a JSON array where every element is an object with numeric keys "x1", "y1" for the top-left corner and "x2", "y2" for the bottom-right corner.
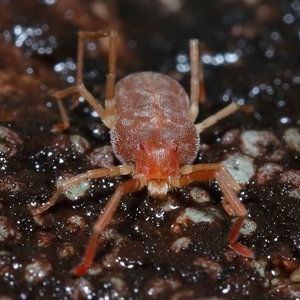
[{"x1": 0, "y1": 1, "x2": 300, "y2": 299}]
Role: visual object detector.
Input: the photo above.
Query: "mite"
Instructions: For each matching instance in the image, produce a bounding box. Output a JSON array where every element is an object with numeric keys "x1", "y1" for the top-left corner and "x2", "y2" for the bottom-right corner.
[{"x1": 30, "y1": 31, "x2": 253, "y2": 276}]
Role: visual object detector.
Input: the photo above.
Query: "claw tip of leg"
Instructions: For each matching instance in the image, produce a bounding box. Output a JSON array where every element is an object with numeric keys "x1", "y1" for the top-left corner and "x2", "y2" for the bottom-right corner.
[
  {"x1": 72, "y1": 265, "x2": 88, "y2": 276},
  {"x1": 230, "y1": 242, "x2": 254, "y2": 258}
]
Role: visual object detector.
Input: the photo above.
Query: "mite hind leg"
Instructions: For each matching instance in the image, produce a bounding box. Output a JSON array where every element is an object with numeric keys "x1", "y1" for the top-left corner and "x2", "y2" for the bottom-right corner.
[
  {"x1": 188, "y1": 39, "x2": 235, "y2": 125},
  {"x1": 29, "y1": 163, "x2": 144, "y2": 276},
  {"x1": 189, "y1": 39, "x2": 206, "y2": 121},
  {"x1": 177, "y1": 163, "x2": 253, "y2": 258},
  {"x1": 189, "y1": 39, "x2": 253, "y2": 130},
  {"x1": 53, "y1": 31, "x2": 118, "y2": 131},
  {"x1": 73, "y1": 177, "x2": 146, "y2": 276}
]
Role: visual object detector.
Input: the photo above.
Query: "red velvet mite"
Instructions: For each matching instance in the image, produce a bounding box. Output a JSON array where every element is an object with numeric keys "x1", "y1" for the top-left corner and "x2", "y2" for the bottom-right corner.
[{"x1": 30, "y1": 31, "x2": 253, "y2": 276}]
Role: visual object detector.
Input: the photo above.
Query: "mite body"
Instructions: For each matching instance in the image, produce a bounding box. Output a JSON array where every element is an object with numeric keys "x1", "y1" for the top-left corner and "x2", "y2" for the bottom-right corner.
[
  {"x1": 111, "y1": 71, "x2": 199, "y2": 197},
  {"x1": 31, "y1": 31, "x2": 253, "y2": 276}
]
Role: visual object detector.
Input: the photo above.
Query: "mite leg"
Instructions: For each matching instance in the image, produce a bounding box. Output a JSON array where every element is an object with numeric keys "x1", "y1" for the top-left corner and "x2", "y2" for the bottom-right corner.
[
  {"x1": 195, "y1": 102, "x2": 253, "y2": 134},
  {"x1": 53, "y1": 83, "x2": 111, "y2": 131},
  {"x1": 215, "y1": 171, "x2": 253, "y2": 257},
  {"x1": 52, "y1": 31, "x2": 118, "y2": 131},
  {"x1": 29, "y1": 164, "x2": 133, "y2": 216},
  {"x1": 77, "y1": 30, "x2": 118, "y2": 120},
  {"x1": 72, "y1": 177, "x2": 145, "y2": 276},
  {"x1": 189, "y1": 39, "x2": 206, "y2": 121},
  {"x1": 177, "y1": 163, "x2": 253, "y2": 258}
]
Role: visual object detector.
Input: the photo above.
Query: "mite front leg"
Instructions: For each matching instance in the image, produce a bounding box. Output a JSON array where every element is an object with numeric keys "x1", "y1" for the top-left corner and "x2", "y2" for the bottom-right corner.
[
  {"x1": 29, "y1": 165, "x2": 133, "y2": 216},
  {"x1": 72, "y1": 177, "x2": 146, "y2": 276},
  {"x1": 178, "y1": 163, "x2": 253, "y2": 258}
]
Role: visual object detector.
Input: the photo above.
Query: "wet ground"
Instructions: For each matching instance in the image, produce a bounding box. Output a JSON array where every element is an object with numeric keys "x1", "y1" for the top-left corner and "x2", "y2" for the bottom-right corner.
[{"x1": 0, "y1": 1, "x2": 300, "y2": 299}]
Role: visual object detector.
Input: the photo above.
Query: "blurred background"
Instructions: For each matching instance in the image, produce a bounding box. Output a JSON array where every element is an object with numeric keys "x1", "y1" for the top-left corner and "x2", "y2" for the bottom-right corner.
[{"x1": 0, "y1": 1, "x2": 300, "y2": 299}]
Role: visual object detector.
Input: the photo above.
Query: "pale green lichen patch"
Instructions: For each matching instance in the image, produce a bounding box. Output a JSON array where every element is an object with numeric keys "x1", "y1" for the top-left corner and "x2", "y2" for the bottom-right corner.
[
  {"x1": 240, "y1": 130, "x2": 284, "y2": 161},
  {"x1": 221, "y1": 153, "x2": 255, "y2": 185},
  {"x1": 56, "y1": 174, "x2": 90, "y2": 201},
  {"x1": 233, "y1": 217, "x2": 257, "y2": 236},
  {"x1": 171, "y1": 207, "x2": 221, "y2": 234},
  {"x1": 70, "y1": 134, "x2": 90, "y2": 154}
]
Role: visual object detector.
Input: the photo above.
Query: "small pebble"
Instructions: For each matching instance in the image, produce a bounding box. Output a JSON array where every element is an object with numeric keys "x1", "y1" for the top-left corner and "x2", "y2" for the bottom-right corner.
[
  {"x1": 288, "y1": 188, "x2": 300, "y2": 200},
  {"x1": 110, "y1": 277, "x2": 128, "y2": 298},
  {"x1": 66, "y1": 278, "x2": 93, "y2": 300},
  {"x1": 57, "y1": 243, "x2": 75, "y2": 258},
  {"x1": 146, "y1": 278, "x2": 181, "y2": 298},
  {"x1": 256, "y1": 163, "x2": 283, "y2": 184},
  {"x1": 70, "y1": 134, "x2": 90, "y2": 154},
  {"x1": 190, "y1": 187, "x2": 210, "y2": 203},
  {"x1": 172, "y1": 207, "x2": 220, "y2": 234},
  {"x1": 170, "y1": 237, "x2": 191, "y2": 253},
  {"x1": 221, "y1": 129, "x2": 241, "y2": 145},
  {"x1": 251, "y1": 258, "x2": 268, "y2": 279},
  {"x1": 193, "y1": 257, "x2": 223, "y2": 279},
  {"x1": 36, "y1": 231, "x2": 53, "y2": 247},
  {"x1": 290, "y1": 267, "x2": 300, "y2": 282},
  {"x1": 24, "y1": 258, "x2": 52, "y2": 283},
  {"x1": 0, "y1": 216, "x2": 21, "y2": 243},
  {"x1": 240, "y1": 130, "x2": 284, "y2": 161},
  {"x1": 0, "y1": 126, "x2": 22, "y2": 157},
  {"x1": 281, "y1": 170, "x2": 300, "y2": 186},
  {"x1": 221, "y1": 153, "x2": 255, "y2": 185},
  {"x1": 283, "y1": 128, "x2": 300, "y2": 152},
  {"x1": 0, "y1": 176, "x2": 23, "y2": 192},
  {"x1": 66, "y1": 214, "x2": 87, "y2": 233},
  {"x1": 233, "y1": 218, "x2": 257, "y2": 236}
]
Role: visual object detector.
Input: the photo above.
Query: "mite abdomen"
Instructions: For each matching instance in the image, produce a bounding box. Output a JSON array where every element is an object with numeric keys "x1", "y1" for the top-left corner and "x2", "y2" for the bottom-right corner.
[{"x1": 110, "y1": 72, "x2": 199, "y2": 167}]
